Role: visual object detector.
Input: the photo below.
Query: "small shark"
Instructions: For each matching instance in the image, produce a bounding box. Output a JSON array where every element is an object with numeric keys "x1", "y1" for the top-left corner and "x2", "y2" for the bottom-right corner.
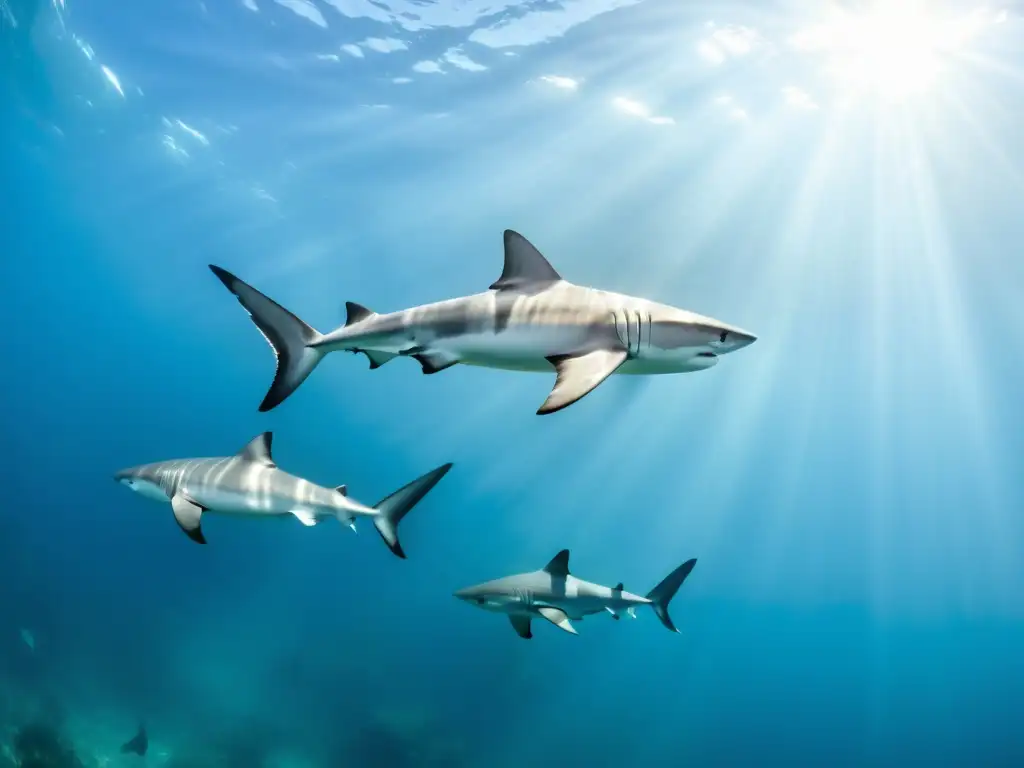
[
  {"x1": 114, "y1": 432, "x2": 452, "y2": 558},
  {"x1": 120, "y1": 722, "x2": 147, "y2": 757},
  {"x1": 453, "y1": 549, "x2": 697, "y2": 639},
  {"x1": 208, "y1": 229, "x2": 756, "y2": 416}
]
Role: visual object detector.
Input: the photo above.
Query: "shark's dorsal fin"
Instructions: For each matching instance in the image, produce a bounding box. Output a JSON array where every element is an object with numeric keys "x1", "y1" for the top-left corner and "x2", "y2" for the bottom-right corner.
[
  {"x1": 345, "y1": 301, "x2": 375, "y2": 326},
  {"x1": 613, "y1": 582, "x2": 624, "y2": 591},
  {"x1": 239, "y1": 432, "x2": 275, "y2": 467},
  {"x1": 490, "y1": 230, "x2": 562, "y2": 292},
  {"x1": 335, "y1": 484, "x2": 348, "y2": 496},
  {"x1": 542, "y1": 549, "x2": 570, "y2": 578}
]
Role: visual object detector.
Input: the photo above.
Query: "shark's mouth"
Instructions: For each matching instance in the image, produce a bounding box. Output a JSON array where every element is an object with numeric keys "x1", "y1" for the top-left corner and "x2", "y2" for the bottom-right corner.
[{"x1": 696, "y1": 352, "x2": 717, "y2": 358}]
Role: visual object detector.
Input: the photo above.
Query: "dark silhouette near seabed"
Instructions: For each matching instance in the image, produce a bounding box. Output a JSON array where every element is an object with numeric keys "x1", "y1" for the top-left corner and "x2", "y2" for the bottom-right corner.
[{"x1": 120, "y1": 723, "x2": 148, "y2": 757}]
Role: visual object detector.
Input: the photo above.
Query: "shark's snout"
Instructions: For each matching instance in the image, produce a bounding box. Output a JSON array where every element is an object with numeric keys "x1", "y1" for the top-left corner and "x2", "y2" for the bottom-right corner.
[
  {"x1": 711, "y1": 327, "x2": 757, "y2": 355},
  {"x1": 453, "y1": 588, "x2": 485, "y2": 605},
  {"x1": 730, "y1": 330, "x2": 757, "y2": 348}
]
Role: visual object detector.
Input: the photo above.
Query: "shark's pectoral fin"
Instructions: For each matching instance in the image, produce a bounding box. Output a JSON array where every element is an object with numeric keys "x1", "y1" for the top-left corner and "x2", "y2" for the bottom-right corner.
[
  {"x1": 413, "y1": 350, "x2": 459, "y2": 375},
  {"x1": 291, "y1": 509, "x2": 318, "y2": 527},
  {"x1": 539, "y1": 349, "x2": 629, "y2": 415},
  {"x1": 509, "y1": 614, "x2": 533, "y2": 640},
  {"x1": 170, "y1": 494, "x2": 207, "y2": 544},
  {"x1": 537, "y1": 607, "x2": 578, "y2": 635}
]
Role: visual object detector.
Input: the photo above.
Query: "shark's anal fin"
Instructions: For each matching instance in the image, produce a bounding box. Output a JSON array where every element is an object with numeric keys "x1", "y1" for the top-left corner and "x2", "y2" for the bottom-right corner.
[
  {"x1": 170, "y1": 494, "x2": 207, "y2": 544},
  {"x1": 490, "y1": 230, "x2": 562, "y2": 292},
  {"x1": 537, "y1": 607, "x2": 577, "y2": 635},
  {"x1": 291, "y1": 509, "x2": 318, "y2": 527},
  {"x1": 413, "y1": 350, "x2": 459, "y2": 375},
  {"x1": 239, "y1": 432, "x2": 275, "y2": 467},
  {"x1": 509, "y1": 614, "x2": 533, "y2": 640},
  {"x1": 540, "y1": 349, "x2": 629, "y2": 415},
  {"x1": 343, "y1": 303, "x2": 390, "y2": 368},
  {"x1": 542, "y1": 549, "x2": 571, "y2": 578}
]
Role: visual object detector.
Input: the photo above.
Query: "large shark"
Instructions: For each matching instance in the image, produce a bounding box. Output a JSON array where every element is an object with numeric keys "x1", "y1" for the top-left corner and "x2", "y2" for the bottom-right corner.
[
  {"x1": 114, "y1": 432, "x2": 452, "y2": 558},
  {"x1": 208, "y1": 229, "x2": 756, "y2": 415},
  {"x1": 453, "y1": 549, "x2": 697, "y2": 639}
]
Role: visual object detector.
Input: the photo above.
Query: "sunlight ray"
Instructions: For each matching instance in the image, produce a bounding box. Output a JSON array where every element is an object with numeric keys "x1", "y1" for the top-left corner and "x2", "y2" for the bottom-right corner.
[{"x1": 903, "y1": 120, "x2": 1016, "y2": 612}]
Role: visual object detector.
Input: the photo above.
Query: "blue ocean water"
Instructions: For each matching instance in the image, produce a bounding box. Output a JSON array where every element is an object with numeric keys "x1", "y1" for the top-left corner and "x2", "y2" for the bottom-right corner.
[{"x1": 2, "y1": 0, "x2": 1024, "y2": 766}]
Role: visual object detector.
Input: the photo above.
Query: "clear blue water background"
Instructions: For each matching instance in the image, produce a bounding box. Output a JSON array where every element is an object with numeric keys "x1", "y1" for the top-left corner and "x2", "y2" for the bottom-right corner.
[{"x1": 2, "y1": 1, "x2": 1023, "y2": 765}]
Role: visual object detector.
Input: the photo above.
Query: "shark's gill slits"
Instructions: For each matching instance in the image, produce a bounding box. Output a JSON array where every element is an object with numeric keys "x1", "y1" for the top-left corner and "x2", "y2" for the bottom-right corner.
[{"x1": 611, "y1": 309, "x2": 650, "y2": 358}]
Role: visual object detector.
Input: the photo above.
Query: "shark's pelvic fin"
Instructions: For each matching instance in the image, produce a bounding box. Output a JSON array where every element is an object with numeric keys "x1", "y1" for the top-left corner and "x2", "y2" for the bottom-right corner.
[
  {"x1": 208, "y1": 265, "x2": 325, "y2": 413},
  {"x1": 170, "y1": 493, "x2": 206, "y2": 544},
  {"x1": 509, "y1": 614, "x2": 533, "y2": 639},
  {"x1": 239, "y1": 432, "x2": 275, "y2": 467},
  {"x1": 539, "y1": 349, "x2": 629, "y2": 415},
  {"x1": 490, "y1": 230, "x2": 562, "y2": 292},
  {"x1": 413, "y1": 350, "x2": 459, "y2": 375},
  {"x1": 537, "y1": 606, "x2": 577, "y2": 635},
  {"x1": 608, "y1": 582, "x2": 626, "y2": 621},
  {"x1": 371, "y1": 463, "x2": 454, "y2": 559},
  {"x1": 542, "y1": 549, "x2": 571, "y2": 578},
  {"x1": 335, "y1": 485, "x2": 348, "y2": 496},
  {"x1": 291, "y1": 509, "x2": 318, "y2": 527},
  {"x1": 646, "y1": 558, "x2": 697, "y2": 633}
]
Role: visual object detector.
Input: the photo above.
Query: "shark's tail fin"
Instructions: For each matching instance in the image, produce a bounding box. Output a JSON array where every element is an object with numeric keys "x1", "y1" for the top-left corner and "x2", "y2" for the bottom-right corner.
[
  {"x1": 646, "y1": 558, "x2": 697, "y2": 633},
  {"x1": 372, "y1": 463, "x2": 453, "y2": 559},
  {"x1": 209, "y1": 265, "x2": 325, "y2": 412}
]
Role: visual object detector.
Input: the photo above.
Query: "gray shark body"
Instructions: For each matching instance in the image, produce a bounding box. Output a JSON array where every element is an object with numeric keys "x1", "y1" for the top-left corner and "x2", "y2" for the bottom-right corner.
[
  {"x1": 115, "y1": 432, "x2": 452, "y2": 557},
  {"x1": 209, "y1": 230, "x2": 756, "y2": 415},
  {"x1": 454, "y1": 549, "x2": 697, "y2": 639}
]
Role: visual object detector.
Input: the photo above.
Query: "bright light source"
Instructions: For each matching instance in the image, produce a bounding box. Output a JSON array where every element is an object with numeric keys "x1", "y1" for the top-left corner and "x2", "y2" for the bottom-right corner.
[{"x1": 790, "y1": 3, "x2": 999, "y2": 102}]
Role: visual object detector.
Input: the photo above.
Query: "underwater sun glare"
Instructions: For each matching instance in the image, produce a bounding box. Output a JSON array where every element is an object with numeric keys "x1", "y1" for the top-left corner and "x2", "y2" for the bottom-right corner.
[{"x1": 791, "y1": 1, "x2": 1002, "y2": 102}]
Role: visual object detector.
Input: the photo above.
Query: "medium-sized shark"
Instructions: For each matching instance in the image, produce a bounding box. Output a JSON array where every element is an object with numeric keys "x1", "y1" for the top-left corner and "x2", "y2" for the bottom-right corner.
[
  {"x1": 208, "y1": 229, "x2": 756, "y2": 416},
  {"x1": 114, "y1": 432, "x2": 452, "y2": 558},
  {"x1": 454, "y1": 549, "x2": 697, "y2": 639}
]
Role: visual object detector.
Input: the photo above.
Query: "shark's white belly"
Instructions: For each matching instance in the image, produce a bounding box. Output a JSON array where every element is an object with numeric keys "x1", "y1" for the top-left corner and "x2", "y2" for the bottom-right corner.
[
  {"x1": 439, "y1": 324, "x2": 590, "y2": 370},
  {"x1": 443, "y1": 328, "x2": 719, "y2": 375},
  {"x1": 184, "y1": 486, "x2": 304, "y2": 518}
]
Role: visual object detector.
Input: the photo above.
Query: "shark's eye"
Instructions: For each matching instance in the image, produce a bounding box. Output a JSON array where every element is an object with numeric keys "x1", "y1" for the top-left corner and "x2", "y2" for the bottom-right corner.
[
  {"x1": 719, "y1": 331, "x2": 728, "y2": 343},
  {"x1": 475, "y1": 597, "x2": 485, "y2": 605}
]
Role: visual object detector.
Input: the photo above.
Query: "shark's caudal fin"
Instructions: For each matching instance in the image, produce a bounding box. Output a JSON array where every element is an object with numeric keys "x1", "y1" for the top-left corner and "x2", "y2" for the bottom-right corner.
[
  {"x1": 371, "y1": 463, "x2": 454, "y2": 559},
  {"x1": 646, "y1": 558, "x2": 697, "y2": 633},
  {"x1": 209, "y1": 266, "x2": 325, "y2": 412}
]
